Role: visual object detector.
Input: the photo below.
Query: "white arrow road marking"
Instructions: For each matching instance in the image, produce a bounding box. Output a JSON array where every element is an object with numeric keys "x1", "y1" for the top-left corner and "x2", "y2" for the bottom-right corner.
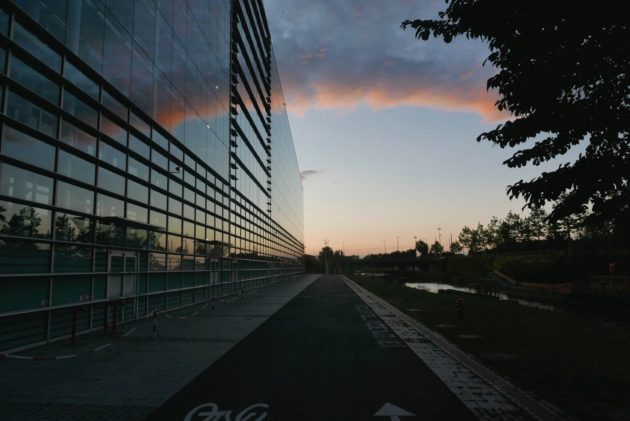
[{"x1": 374, "y1": 402, "x2": 415, "y2": 420}]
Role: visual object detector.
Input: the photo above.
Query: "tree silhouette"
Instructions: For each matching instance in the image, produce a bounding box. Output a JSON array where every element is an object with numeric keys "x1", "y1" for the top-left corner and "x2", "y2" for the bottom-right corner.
[
  {"x1": 415, "y1": 240, "x2": 429, "y2": 256},
  {"x1": 403, "y1": 2, "x2": 630, "y2": 229},
  {"x1": 429, "y1": 241, "x2": 444, "y2": 255},
  {"x1": 2, "y1": 207, "x2": 42, "y2": 238},
  {"x1": 450, "y1": 241, "x2": 463, "y2": 254}
]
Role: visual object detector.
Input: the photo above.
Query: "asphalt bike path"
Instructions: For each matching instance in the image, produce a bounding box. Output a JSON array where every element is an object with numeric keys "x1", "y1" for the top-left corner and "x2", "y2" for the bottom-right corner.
[{"x1": 149, "y1": 275, "x2": 476, "y2": 420}]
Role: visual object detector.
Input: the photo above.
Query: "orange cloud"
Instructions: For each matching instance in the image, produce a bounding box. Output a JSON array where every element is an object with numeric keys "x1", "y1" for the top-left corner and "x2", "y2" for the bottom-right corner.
[{"x1": 284, "y1": 80, "x2": 506, "y2": 122}]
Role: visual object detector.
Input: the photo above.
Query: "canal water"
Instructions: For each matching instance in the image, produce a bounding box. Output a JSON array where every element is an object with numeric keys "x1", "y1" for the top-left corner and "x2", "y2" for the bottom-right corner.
[{"x1": 405, "y1": 282, "x2": 557, "y2": 311}]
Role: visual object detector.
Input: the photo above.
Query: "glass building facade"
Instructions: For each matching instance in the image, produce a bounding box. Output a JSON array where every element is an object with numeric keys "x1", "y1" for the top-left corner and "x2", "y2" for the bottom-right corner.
[{"x1": 0, "y1": 0, "x2": 304, "y2": 352}]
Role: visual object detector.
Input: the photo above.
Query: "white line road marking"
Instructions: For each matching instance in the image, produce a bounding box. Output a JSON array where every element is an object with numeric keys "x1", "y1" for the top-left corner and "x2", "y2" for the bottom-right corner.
[
  {"x1": 94, "y1": 343, "x2": 112, "y2": 352},
  {"x1": 374, "y1": 402, "x2": 415, "y2": 420},
  {"x1": 123, "y1": 327, "x2": 137, "y2": 337},
  {"x1": 184, "y1": 402, "x2": 269, "y2": 421},
  {"x1": 55, "y1": 354, "x2": 78, "y2": 359}
]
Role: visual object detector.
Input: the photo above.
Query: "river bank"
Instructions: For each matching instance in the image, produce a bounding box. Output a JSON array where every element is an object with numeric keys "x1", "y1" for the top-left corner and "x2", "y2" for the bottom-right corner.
[{"x1": 351, "y1": 274, "x2": 630, "y2": 421}]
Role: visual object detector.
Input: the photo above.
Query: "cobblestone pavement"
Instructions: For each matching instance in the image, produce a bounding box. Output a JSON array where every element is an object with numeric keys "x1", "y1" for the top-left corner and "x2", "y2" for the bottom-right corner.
[
  {"x1": 345, "y1": 277, "x2": 568, "y2": 421},
  {"x1": 0, "y1": 275, "x2": 319, "y2": 421}
]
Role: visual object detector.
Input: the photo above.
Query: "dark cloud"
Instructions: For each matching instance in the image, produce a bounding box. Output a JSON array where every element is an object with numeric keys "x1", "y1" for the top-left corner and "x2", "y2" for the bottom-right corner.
[
  {"x1": 265, "y1": 0, "x2": 503, "y2": 120},
  {"x1": 300, "y1": 169, "x2": 323, "y2": 181}
]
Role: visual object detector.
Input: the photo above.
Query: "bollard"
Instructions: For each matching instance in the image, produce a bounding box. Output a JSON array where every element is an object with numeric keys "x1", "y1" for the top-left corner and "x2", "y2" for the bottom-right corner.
[
  {"x1": 103, "y1": 302, "x2": 110, "y2": 335},
  {"x1": 111, "y1": 302, "x2": 118, "y2": 336},
  {"x1": 71, "y1": 307, "x2": 84, "y2": 346},
  {"x1": 152, "y1": 308, "x2": 158, "y2": 340}
]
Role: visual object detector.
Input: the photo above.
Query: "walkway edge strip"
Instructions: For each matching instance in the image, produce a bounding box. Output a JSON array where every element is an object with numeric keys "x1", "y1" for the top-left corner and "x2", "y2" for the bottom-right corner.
[
  {"x1": 344, "y1": 276, "x2": 567, "y2": 421},
  {"x1": 0, "y1": 342, "x2": 112, "y2": 361}
]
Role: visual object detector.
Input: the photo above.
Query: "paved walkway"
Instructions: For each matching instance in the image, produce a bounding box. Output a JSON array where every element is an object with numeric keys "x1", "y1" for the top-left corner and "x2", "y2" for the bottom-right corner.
[
  {"x1": 149, "y1": 275, "x2": 478, "y2": 420},
  {"x1": 0, "y1": 275, "x2": 319, "y2": 420},
  {"x1": 0, "y1": 274, "x2": 564, "y2": 420}
]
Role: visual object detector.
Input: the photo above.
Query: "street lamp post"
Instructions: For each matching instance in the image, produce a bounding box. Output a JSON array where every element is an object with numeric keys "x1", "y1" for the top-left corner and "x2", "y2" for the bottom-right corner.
[{"x1": 396, "y1": 236, "x2": 400, "y2": 252}]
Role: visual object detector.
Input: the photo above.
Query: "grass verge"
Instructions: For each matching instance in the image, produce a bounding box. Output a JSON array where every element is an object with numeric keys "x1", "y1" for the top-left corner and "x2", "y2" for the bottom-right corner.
[{"x1": 351, "y1": 274, "x2": 630, "y2": 421}]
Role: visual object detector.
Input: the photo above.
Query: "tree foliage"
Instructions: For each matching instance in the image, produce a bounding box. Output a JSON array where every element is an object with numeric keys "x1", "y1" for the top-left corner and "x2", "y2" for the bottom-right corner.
[
  {"x1": 415, "y1": 239, "x2": 429, "y2": 255},
  {"x1": 403, "y1": 2, "x2": 630, "y2": 230},
  {"x1": 429, "y1": 241, "x2": 444, "y2": 255}
]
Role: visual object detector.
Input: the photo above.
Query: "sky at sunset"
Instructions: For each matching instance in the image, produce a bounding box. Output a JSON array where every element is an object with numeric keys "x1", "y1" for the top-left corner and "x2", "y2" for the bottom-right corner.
[{"x1": 263, "y1": 0, "x2": 578, "y2": 256}]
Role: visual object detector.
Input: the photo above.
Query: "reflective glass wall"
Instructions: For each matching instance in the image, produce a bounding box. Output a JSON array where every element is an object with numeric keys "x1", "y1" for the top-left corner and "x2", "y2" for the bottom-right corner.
[{"x1": 0, "y1": 0, "x2": 304, "y2": 352}]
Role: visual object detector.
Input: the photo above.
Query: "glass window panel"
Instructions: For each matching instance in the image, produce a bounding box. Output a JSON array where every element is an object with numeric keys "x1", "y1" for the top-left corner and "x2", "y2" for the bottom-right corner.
[
  {"x1": 130, "y1": 44, "x2": 155, "y2": 117},
  {"x1": 151, "y1": 169, "x2": 167, "y2": 189},
  {"x1": 133, "y1": 0, "x2": 156, "y2": 59},
  {"x1": 126, "y1": 226, "x2": 147, "y2": 248},
  {"x1": 156, "y1": 12, "x2": 172, "y2": 74},
  {"x1": 95, "y1": 220, "x2": 124, "y2": 245},
  {"x1": 0, "y1": 8, "x2": 8, "y2": 35},
  {"x1": 12, "y1": 21, "x2": 61, "y2": 71},
  {"x1": 64, "y1": 60, "x2": 99, "y2": 100},
  {"x1": 151, "y1": 150, "x2": 168, "y2": 168},
  {"x1": 56, "y1": 181, "x2": 94, "y2": 214},
  {"x1": 168, "y1": 197, "x2": 182, "y2": 215},
  {"x1": 1, "y1": 126, "x2": 55, "y2": 171},
  {"x1": 150, "y1": 210, "x2": 166, "y2": 229},
  {"x1": 63, "y1": 90, "x2": 97, "y2": 127},
  {"x1": 169, "y1": 179, "x2": 182, "y2": 196},
  {"x1": 0, "y1": 239, "x2": 50, "y2": 273},
  {"x1": 0, "y1": 200, "x2": 51, "y2": 238},
  {"x1": 167, "y1": 215, "x2": 181, "y2": 234},
  {"x1": 102, "y1": 90, "x2": 127, "y2": 121},
  {"x1": 183, "y1": 187, "x2": 194, "y2": 203},
  {"x1": 58, "y1": 149, "x2": 95, "y2": 184},
  {"x1": 100, "y1": 115, "x2": 127, "y2": 144},
  {"x1": 130, "y1": 113, "x2": 151, "y2": 138},
  {"x1": 54, "y1": 245, "x2": 92, "y2": 272},
  {"x1": 184, "y1": 169, "x2": 195, "y2": 186},
  {"x1": 97, "y1": 167, "x2": 125, "y2": 195},
  {"x1": 6, "y1": 90, "x2": 58, "y2": 138},
  {"x1": 170, "y1": 143, "x2": 183, "y2": 161},
  {"x1": 128, "y1": 157, "x2": 149, "y2": 181},
  {"x1": 150, "y1": 189, "x2": 167, "y2": 210},
  {"x1": 59, "y1": 119, "x2": 97, "y2": 155},
  {"x1": 152, "y1": 129, "x2": 168, "y2": 150},
  {"x1": 195, "y1": 208, "x2": 204, "y2": 223},
  {"x1": 0, "y1": 47, "x2": 5, "y2": 73},
  {"x1": 183, "y1": 220, "x2": 194, "y2": 237},
  {"x1": 181, "y1": 238, "x2": 194, "y2": 256},
  {"x1": 98, "y1": 141, "x2": 126, "y2": 169},
  {"x1": 96, "y1": 193, "x2": 124, "y2": 217},
  {"x1": 55, "y1": 212, "x2": 93, "y2": 242},
  {"x1": 10, "y1": 55, "x2": 60, "y2": 104},
  {"x1": 167, "y1": 236, "x2": 181, "y2": 253},
  {"x1": 126, "y1": 203, "x2": 148, "y2": 222},
  {"x1": 0, "y1": 163, "x2": 53, "y2": 205},
  {"x1": 103, "y1": 14, "x2": 132, "y2": 95},
  {"x1": 183, "y1": 204, "x2": 194, "y2": 220},
  {"x1": 71, "y1": 0, "x2": 105, "y2": 73},
  {"x1": 13, "y1": 0, "x2": 68, "y2": 42},
  {"x1": 103, "y1": 0, "x2": 133, "y2": 29},
  {"x1": 195, "y1": 224, "x2": 205, "y2": 240},
  {"x1": 195, "y1": 194, "x2": 205, "y2": 208},
  {"x1": 148, "y1": 252, "x2": 166, "y2": 270},
  {"x1": 127, "y1": 179, "x2": 148, "y2": 203},
  {"x1": 148, "y1": 230, "x2": 166, "y2": 250},
  {"x1": 129, "y1": 134, "x2": 150, "y2": 156}
]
